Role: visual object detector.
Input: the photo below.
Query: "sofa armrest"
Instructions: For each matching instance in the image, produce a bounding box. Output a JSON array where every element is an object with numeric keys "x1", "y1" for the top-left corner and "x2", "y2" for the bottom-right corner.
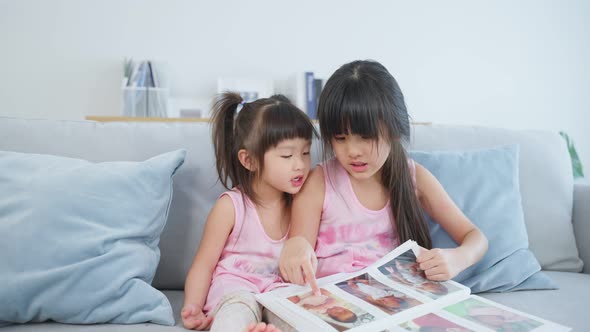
[{"x1": 573, "y1": 179, "x2": 590, "y2": 274}]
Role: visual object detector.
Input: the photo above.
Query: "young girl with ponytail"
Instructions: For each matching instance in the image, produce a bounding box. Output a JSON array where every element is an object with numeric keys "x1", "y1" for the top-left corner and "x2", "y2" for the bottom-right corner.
[{"x1": 182, "y1": 92, "x2": 315, "y2": 332}]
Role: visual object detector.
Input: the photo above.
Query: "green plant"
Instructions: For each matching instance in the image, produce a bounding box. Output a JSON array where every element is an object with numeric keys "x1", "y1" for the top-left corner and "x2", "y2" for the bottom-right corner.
[{"x1": 559, "y1": 131, "x2": 584, "y2": 178}]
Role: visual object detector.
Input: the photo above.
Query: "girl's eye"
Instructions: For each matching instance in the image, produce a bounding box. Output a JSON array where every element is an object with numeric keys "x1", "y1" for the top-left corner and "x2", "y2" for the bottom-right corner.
[
  {"x1": 281, "y1": 155, "x2": 293, "y2": 159},
  {"x1": 303, "y1": 151, "x2": 310, "y2": 156},
  {"x1": 334, "y1": 136, "x2": 345, "y2": 141}
]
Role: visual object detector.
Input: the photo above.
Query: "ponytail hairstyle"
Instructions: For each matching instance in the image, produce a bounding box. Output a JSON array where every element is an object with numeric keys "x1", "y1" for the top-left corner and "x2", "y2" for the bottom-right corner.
[
  {"x1": 318, "y1": 60, "x2": 432, "y2": 249},
  {"x1": 210, "y1": 92, "x2": 316, "y2": 206}
]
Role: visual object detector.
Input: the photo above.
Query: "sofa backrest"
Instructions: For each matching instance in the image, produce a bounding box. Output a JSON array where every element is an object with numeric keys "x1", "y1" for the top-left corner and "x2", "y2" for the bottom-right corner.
[{"x1": 0, "y1": 117, "x2": 582, "y2": 291}]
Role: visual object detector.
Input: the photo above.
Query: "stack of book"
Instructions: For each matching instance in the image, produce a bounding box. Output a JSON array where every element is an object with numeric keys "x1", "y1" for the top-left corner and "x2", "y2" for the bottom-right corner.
[{"x1": 275, "y1": 71, "x2": 323, "y2": 119}]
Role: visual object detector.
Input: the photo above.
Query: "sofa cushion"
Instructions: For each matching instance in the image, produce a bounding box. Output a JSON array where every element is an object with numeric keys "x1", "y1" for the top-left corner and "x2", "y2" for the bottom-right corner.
[
  {"x1": 411, "y1": 145, "x2": 556, "y2": 292},
  {"x1": 481, "y1": 271, "x2": 588, "y2": 332},
  {"x1": 0, "y1": 291, "x2": 187, "y2": 332},
  {"x1": 411, "y1": 124, "x2": 582, "y2": 272},
  {"x1": 0, "y1": 149, "x2": 185, "y2": 325},
  {"x1": 0, "y1": 117, "x2": 222, "y2": 290}
]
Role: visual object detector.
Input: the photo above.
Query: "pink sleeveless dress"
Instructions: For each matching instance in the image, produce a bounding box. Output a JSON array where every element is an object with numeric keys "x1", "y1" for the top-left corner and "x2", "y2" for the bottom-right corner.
[
  {"x1": 315, "y1": 158, "x2": 416, "y2": 278},
  {"x1": 204, "y1": 189, "x2": 287, "y2": 313}
]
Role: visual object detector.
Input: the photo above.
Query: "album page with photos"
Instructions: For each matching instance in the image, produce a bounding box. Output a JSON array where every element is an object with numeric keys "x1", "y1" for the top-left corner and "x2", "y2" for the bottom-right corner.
[{"x1": 256, "y1": 240, "x2": 571, "y2": 332}]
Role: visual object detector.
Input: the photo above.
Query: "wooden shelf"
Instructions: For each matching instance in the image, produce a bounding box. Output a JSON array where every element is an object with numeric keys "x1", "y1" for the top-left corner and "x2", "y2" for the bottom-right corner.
[{"x1": 85, "y1": 116, "x2": 432, "y2": 126}]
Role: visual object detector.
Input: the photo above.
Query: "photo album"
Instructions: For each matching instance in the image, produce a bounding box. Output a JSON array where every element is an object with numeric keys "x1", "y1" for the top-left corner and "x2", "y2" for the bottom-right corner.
[{"x1": 256, "y1": 240, "x2": 571, "y2": 332}]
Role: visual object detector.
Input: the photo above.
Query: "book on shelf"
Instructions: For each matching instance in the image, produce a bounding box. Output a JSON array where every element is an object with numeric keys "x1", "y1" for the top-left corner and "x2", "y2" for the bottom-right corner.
[
  {"x1": 275, "y1": 71, "x2": 322, "y2": 119},
  {"x1": 256, "y1": 240, "x2": 570, "y2": 332},
  {"x1": 305, "y1": 72, "x2": 316, "y2": 119},
  {"x1": 313, "y1": 78, "x2": 323, "y2": 119}
]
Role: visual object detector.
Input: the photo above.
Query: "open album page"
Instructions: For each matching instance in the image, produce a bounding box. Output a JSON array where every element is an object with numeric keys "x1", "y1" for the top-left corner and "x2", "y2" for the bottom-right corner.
[
  {"x1": 257, "y1": 240, "x2": 571, "y2": 331},
  {"x1": 257, "y1": 240, "x2": 469, "y2": 331}
]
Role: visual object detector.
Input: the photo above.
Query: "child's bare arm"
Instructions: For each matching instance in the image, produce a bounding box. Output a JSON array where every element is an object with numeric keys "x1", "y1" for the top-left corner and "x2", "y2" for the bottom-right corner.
[
  {"x1": 279, "y1": 167, "x2": 325, "y2": 291},
  {"x1": 414, "y1": 162, "x2": 488, "y2": 280},
  {"x1": 289, "y1": 167, "x2": 325, "y2": 246},
  {"x1": 182, "y1": 195, "x2": 235, "y2": 329}
]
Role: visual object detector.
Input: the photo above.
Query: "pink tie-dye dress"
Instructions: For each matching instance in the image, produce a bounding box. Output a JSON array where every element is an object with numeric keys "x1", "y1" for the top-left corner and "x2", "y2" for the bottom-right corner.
[
  {"x1": 203, "y1": 189, "x2": 287, "y2": 313},
  {"x1": 315, "y1": 158, "x2": 416, "y2": 278}
]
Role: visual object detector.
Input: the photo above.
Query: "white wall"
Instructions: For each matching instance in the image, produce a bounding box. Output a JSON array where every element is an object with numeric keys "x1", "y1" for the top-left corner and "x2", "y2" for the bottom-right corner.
[{"x1": 1, "y1": 0, "x2": 588, "y2": 170}]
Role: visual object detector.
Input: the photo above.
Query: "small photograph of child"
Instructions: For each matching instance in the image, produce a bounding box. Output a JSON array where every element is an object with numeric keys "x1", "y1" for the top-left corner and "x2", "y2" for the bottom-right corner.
[
  {"x1": 335, "y1": 273, "x2": 422, "y2": 315},
  {"x1": 445, "y1": 297, "x2": 543, "y2": 332},
  {"x1": 378, "y1": 250, "x2": 458, "y2": 299},
  {"x1": 399, "y1": 313, "x2": 474, "y2": 331},
  {"x1": 287, "y1": 288, "x2": 375, "y2": 332}
]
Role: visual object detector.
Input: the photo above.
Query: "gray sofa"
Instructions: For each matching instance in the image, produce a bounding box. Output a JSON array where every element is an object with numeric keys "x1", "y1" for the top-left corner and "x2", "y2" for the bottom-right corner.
[{"x1": 1, "y1": 117, "x2": 588, "y2": 331}]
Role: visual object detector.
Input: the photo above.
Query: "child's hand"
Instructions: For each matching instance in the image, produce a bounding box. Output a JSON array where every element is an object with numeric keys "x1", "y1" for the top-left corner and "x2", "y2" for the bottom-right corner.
[
  {"x1": 278, "y1": 236, "x2": 320, "y2": 295},
  {"x1": 181, "y1": 303, "x2": 213, "y2": 330},
  {"x1": 416, "y1": 248, "x2": 463, "y2": 281}
]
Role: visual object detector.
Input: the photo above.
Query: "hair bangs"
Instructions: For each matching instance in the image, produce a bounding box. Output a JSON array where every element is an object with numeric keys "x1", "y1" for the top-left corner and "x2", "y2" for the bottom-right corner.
[
  {"x1": 260, "y1": 102, "x2": 316, "y2": 151},
  {"x1": 320, "y1": 79, "x2": 389, "y2": 141}
]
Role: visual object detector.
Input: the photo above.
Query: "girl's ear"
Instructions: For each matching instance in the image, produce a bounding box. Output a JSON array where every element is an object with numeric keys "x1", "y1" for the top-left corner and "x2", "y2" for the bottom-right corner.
[{"x1": 238, "y1": 149, "x2": 257, "y2": 171}]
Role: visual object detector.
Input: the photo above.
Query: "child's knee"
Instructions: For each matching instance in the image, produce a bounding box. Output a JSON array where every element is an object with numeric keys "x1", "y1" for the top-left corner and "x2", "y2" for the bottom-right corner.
[{"x1": 213, "y1": 291, "x2": 262, "y2": 321}]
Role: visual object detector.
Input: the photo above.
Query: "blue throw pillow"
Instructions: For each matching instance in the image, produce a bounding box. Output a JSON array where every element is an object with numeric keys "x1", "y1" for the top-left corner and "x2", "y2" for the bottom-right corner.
[
  {"x1": 411, "y1": 145, "x2": 557, "y2": 293},
  {"x1": 0, "y1": 149, "x2": 185, "y2": 325}
]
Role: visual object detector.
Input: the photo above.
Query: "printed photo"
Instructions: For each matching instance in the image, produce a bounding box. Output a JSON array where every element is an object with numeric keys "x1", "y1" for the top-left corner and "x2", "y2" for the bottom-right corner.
[
  {"x1": 445, "y1": 297, "x2": 543, "y2": 332},
  {"x1": 378, "y1": 249, "x2": 459, "y2": 299},
  {"x1": 287, "y1": 288, "x2": 375, "y2": 331},
  {"x1": 335, "y1": 273, "x2": 422, "y2": 315},
  {"x1": 399, "y1": 313, "x2": 474, "y2": 331}
]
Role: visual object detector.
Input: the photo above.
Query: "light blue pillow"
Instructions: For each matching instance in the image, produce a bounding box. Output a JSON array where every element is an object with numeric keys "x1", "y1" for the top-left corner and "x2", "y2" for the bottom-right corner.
[
  {"x1": 411, "y1": 145, "x2": 557, "y2": 293},
  {"x1": 0, "y1": 149, "x2": 185, "y2": 325}
]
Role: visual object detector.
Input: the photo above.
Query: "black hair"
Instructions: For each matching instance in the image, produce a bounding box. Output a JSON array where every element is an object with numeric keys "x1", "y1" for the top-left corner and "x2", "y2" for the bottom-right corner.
[
  {"x1": 318, "y1": 60, "x2": 432, "y2": 249},
  {"x1": 211, "y1": 91, "x2": 317, "y2": 206}
]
